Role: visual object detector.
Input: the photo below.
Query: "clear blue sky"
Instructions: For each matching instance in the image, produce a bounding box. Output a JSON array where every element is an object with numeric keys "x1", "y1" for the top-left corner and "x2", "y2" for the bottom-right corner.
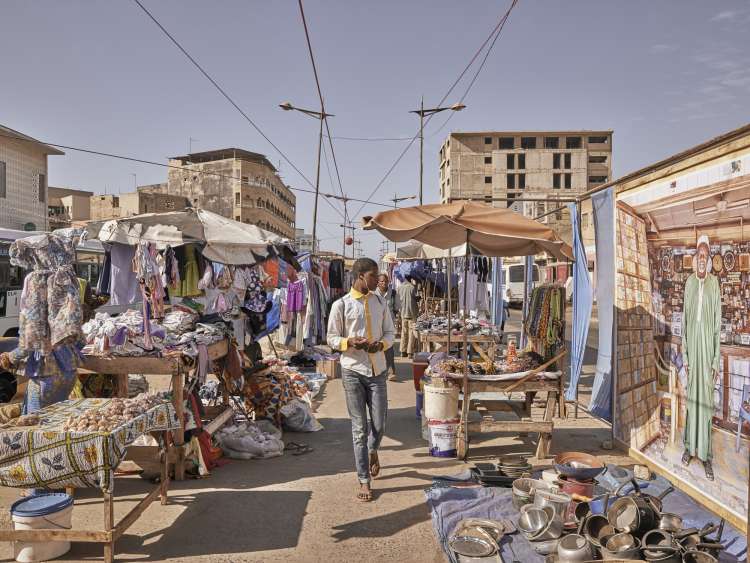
[{"x1": 2, "y1": 0, "x2": 749, "y2": 256}]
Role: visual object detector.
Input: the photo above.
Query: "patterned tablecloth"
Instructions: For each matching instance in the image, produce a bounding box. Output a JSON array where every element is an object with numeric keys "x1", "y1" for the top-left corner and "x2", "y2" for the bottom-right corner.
[{"x1": 0, "y1": 398, "x2": 179, "y2": 492}]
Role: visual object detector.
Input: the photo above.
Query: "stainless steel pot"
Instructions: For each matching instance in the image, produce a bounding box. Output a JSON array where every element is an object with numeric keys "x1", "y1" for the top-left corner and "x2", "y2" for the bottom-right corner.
[
  {"x1": 556, "y1": 533, "x2": 592, "y2": 562},
  {"x1": 533, "y1": 488, "x2": 571, "y2": 523},
  {"x1": 657, "y1": 512, "x2": 682, "y2": 533},
  {"x1": 606, "y1": 494, "x2": 657, "y2": 537},
  {"x1": 601, "y1": 533, "x2": 642, "y2": 561}
]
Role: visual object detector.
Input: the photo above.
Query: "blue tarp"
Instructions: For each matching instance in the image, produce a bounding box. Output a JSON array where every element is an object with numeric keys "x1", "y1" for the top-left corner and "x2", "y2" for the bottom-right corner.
[
  {"x1": 426, "y1": 471, "x2": 747, "y2": 563},
  {"x1": 589, "y1": 187, "x2": 615, "y2": 420},
  {"x1": 566, "y1": 202, "x2": 593, "y2": 401}
]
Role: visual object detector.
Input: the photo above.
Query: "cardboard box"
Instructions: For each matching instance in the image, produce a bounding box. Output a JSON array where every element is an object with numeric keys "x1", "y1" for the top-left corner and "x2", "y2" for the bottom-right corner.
[{"x1": 317, "y1": 359, "x2": 341, "y2": 380}]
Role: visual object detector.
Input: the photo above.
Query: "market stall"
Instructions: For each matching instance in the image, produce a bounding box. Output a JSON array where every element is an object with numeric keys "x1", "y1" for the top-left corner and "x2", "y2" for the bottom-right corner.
[
  {"x1": 363, "y1": 201, "x2": 573, "y2": 460},
  {"x1": 0, "y1": 396, "x2": 178, "y2": 563}
]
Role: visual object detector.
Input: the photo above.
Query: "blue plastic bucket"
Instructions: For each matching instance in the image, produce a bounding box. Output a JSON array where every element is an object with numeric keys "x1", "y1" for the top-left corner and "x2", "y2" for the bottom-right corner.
[{"x1": 11, "y1": 493, "x2": 73, "y2": 517}]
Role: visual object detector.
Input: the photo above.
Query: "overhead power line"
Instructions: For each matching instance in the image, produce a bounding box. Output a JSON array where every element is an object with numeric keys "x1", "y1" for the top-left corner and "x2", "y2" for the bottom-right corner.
[
  {"x1": 297, "y1": 0, "x2": 348, "y2": 224},
  {"x1": 326, "y1": 135, "x2": 413, "y2": 142},
  {"x1": 0, "y1": 131, "x2": 395, "y2": 210},
  {"x1": 350, "y1": 0, "x2": 520, "y2": 220},
  {"x1": 130, "y1": 0, "x2": 345, "y2": 218}
]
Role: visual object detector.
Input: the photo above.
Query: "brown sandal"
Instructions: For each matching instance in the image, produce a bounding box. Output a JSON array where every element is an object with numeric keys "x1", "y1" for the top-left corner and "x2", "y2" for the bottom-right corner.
[{"x1": 369, "y1": 452, "x2": 380, "y2": 479}]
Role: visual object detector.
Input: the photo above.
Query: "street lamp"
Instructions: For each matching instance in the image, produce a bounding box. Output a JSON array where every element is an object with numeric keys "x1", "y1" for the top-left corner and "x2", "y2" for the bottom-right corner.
[
  {"x1": 410, "y1": 100, "x2": 466, "y2": 205},
  {"x1": 279, "y1": 101, "x2": 334, "y2": 255},
  {"x1": 391, "y1": 193, "x2": 416, "y2": 253}
]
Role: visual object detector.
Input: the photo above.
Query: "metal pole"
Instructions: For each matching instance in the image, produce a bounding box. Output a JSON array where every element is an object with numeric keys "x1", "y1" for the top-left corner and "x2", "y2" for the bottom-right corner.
[
  {"x1": 447, "y1": 248, "x2": 452, "y2": 353},
  {"x1": 394, "y1": 193, "x2": 398, "y2": 253},
  {"x1": 460, "y1": 233, "x2": 470, "y2": 459},
  {"x1": 419, "y1": 96, "x2": 424, "y2": 205},
  {"x1": 311, "y1": 115, "x2": 323, "y2": 255}
]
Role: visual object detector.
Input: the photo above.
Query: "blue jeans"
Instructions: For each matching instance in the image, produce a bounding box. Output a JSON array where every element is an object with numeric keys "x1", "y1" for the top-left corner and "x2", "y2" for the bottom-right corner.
[{"x1": 342, "y1": 369, "x2": 388, "y2": 484}]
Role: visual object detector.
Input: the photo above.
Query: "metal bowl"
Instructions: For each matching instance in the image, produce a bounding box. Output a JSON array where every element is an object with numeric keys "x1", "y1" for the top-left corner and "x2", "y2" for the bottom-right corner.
[
  {"x1": 683, "y1": 550, "x2": 718, "y2": 563},
  {"x1": 554, "y1": 451, "x2": 605, "y2": 480},
  {"x1": 602, "y1": 533, "x2": 642, "y2": 560},
  {"x1": 557, "y1": 533, "x2": 592, "y2": 562},
  {"x1": 529, "y1": 511, "x2": 564, "y2": 542},
  {"x1": 518, "y1": 506, "x2": 548, "y2": 537},
  {"x1": 534, "y1": 488, "x2": 572, "y2": 523},
  {"x1": 449, "y1": 534, "x2": 496, "y2": 558},
  {"x1": 583, "y1": 514, "x2": 613, "y2": 547}
]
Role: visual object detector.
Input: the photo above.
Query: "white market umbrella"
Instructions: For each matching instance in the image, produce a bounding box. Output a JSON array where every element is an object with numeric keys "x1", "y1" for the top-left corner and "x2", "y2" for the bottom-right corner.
[{"x1": 90, "y1": 208, "x2": 291, "y2": 265}]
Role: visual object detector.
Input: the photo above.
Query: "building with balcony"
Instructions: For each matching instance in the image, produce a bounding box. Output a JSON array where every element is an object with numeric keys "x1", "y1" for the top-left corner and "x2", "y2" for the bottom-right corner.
[
  {"x1": 439, "y1": 130, "x2": 613, "y2": 242},
  {"x1": 152, "y1": 148, "x2": 296, "y2": 239},
  {"x1": 48, "y1": 186, "x2": 93, "y2": 229}
]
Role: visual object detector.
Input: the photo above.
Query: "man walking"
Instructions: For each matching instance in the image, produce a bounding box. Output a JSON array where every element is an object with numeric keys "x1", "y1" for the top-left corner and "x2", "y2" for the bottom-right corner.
[
  {"x1": 681, "y1": 235, "x2": 721, "y2": 481},
  {"x1": 397, "y1": 276, "x2": 420, "y2": 358},
  {"x1": 328, "y1": 258, "x2": 395, "y2": 501},
  {"x1": 376, "y1": 273, "x2": 399, "y2": 380}
]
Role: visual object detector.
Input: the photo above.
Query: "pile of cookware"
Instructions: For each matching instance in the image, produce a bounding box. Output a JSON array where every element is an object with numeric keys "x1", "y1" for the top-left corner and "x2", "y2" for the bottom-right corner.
[{"x1": 513, "y1": 452, "x2": 727, "y2": 562}]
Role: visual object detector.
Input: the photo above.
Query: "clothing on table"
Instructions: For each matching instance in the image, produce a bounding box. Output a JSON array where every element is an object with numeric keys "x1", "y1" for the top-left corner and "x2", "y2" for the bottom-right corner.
[
  {"x1": 327, "y1": 288, "x2": 395, "y2": 377},
  {"x1": 397, "y1": 282, "x2": 419, "y2": 320},
  {"x1": 681, "y1": 272, "x2": 721, "y2": 462},
  {"x1": 109, "y1": 243, "x2": 139, "y2": 306},
  {"x1": 342, "y1": 369, "x2": 388, "y2": 484}
]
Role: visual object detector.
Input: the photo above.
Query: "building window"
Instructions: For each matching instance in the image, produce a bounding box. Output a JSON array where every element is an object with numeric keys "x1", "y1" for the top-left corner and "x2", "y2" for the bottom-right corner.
[
  {"x1": 506, "y1": 154, "x2": 515, "y2": 170},
  {"x1": 566, "y1": 136, "x2": 582, "y2": 149},
  {"x1": 544, "y1": 136, "x2": 559, "y2": 149},
  {"x1": 589, "y1": 176, "x2": 608, "y2": 183},
  {"x1": 535, "y1": 202, "x2": 545, "y2": 218},
  {"x1": 484, "y1": 156, "x2": 491, "y2": 164},
  {"x1": 589, "y1": 155, "x2": 607, "y2": 164},
  {"x1": 553, "y1": 153, "x2": 561, "y2": 169},
  {"x1": 507, "y1": 174, "x2": 515, "y2": 190},
  {"x1": 518, "y1": 174, "x2": 526, "y2": 189},
  {"x1": 581, "y1": 213, "x2": 590, "y2": 229},
  {"x1": 506, "y1": 192, "x2": 516, "y2": 208},
  {"x1": 518, "y1": 153, "x2": 525, "y2": 169},
  {"x1": 235, "y1": 193, "x2": 240, "y2": 205},
  {"x1": 521, "y1": 136, "x2": 536, "y2": 149},
  {"x1": 564, "y1": 173, "x2": 572, "y2": 189},
  {"x1": 235, "y1": 216, "x2": 240, "y2": 221},
  {"x1": 589, "y1": 135, "x2": 608, "y2": 144},
  {"x1": 484, "y1": 137, "x2": 492, "y2": 145},
  {"x1": 564, "y1": 153, "x2": 571, "y2": 169},
  {"x1": 0, "y1": 161, "x2": 5, "y2": 198},
  {"x1": 38, "y1": 173, "x2": 46, "y2": 202},
  {"x1": 242, "y1": 176, "x2": 249, "y2": 184},
  {"x1": 499, "y1": 137, "x2": 514, "y2": 149},
  {"x1": 553, "y1": 173, "x2": 561, "y2": 189},
  {"x1": 484, "y1": 176, "x2": 492, "y2": 184}
]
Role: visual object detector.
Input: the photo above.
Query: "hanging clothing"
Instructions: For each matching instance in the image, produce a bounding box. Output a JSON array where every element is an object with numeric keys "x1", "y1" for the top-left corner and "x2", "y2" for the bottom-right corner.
[
  {"x1": 109, "y1": 243, "x2": 139, "y2": 305},
  {"x1": 173, "y1": 244, "x2": 201, "y2": 298},
  {"x1": 96, "y1": 248, "x2": 112, "y2": 296},
  {"x1": 329, "y1": 259, "x2": 345, "y2": 289}
]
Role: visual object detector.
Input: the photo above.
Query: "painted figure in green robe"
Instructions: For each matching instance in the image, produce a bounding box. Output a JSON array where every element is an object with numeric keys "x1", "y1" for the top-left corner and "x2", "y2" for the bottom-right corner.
[{"x1": 680, "y1": 235, "x2": 721, "y2": 481}]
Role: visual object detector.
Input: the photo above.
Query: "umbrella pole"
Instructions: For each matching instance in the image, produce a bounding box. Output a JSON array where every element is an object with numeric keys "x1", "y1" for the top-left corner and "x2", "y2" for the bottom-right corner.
[
  {"x1": 447, "y1": 249, "x2": 452, "y2": 353},
  {"x1": 460, "y1": 235, "x2": 470, "y2": 460}
]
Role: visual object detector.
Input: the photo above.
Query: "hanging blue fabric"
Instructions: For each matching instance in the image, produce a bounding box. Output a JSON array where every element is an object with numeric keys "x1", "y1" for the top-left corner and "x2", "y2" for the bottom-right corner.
[
  {"x1": 589, "y1": 187, "x2": 615, "y2": 421},
  {"x1": 520, "y1": 256, "x2": 534, "y2": 348},
  {"x1": 566, "y1": 203, "x2": 593, "y2": 401},
  {"x1": 491, "y1": 257, "x2": 504, "y2": 327}
]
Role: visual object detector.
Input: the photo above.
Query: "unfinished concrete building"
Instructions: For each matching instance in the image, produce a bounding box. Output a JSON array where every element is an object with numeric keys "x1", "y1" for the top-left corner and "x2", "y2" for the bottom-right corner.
[{"x1": 439, "y1": 131, "x2": 613, "y2": 241}]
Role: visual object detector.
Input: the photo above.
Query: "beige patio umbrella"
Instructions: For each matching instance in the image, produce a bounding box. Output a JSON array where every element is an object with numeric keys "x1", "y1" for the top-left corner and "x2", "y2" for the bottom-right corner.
[{"x1": 363, "y1": 201, "x2": 573, "y2": 458}]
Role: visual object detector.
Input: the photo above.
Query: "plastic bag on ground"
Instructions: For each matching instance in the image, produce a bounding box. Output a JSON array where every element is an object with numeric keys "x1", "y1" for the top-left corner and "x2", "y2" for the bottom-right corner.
[
  {"x1": 281, "y1": 399, "x2": 323, "y2": 432},
  {"x1": 215, "y1": 421, "x2": 284, "y2": 459}
]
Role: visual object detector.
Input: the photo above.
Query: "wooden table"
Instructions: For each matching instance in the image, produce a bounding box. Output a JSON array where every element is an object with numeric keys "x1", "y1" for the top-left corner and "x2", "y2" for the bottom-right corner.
[
  {"x1": 79, "y1": 339, "x2": 232, "y2": 480},
  {"x1": 418, "y1": 332, "x2": 499, "y2": 363},
  {"x1": 453, "y1": 351, "x2": 566, "y2": 460}
]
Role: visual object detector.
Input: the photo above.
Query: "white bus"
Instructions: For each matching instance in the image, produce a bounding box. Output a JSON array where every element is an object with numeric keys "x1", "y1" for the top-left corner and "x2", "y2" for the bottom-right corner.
[{"x1": 504, "y1": 262, "x2": 539, "y2": 306}]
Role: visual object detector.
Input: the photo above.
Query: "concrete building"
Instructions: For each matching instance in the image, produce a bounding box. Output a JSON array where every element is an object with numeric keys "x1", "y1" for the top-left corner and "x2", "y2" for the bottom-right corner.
[
  {"x1": 439, "y1": 130, "x2": 613, "y2": 241},
  {"x1": 48, "y1": 186, "x2": 93, "y2": 229},
  {"x1": 152, "y1": 148, "x2": 296, "y2": 239},
  {"x1": 0, "y1": 124, "x2": 64, "y2": 230},
  {"x1": 90, "y1": 191, "x2": 189, "y2": 221},
  {"x1": 294, "y1": 228, "x2": 318, "y2": 253}
]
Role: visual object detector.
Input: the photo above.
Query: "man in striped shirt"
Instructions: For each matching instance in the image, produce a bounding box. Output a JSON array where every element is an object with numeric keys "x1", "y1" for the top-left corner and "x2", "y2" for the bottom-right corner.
[{"x1": 327, "y1": 258, "x2": 395, "y2": 502}]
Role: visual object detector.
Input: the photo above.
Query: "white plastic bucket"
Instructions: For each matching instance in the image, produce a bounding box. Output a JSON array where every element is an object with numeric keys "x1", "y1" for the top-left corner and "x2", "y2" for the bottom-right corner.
[
  {"x1": 428, "y1": 418, "x2": 460, "y2": 457},
  {"x1": 421, "y1": 412, "x2": 429, "y2": 441},
  {"x1": 11, "y1": 493, "x2": 73, "y2": 562},
  {"x1": 424, "y1": 385, "x2": 459, "y2": 420}
]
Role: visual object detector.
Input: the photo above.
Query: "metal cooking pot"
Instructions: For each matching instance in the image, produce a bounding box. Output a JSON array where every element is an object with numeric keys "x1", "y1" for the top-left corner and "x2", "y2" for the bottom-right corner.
[
  {"x1": 533, "y1": 488, "x2": 571, "y2": 523},
  {"x1": 556, "y1": 533, "x2": 592, "y2": 562},
  {"x1": 683, "y1": 550, "x2": 718, "y2": 563},
  {"x1": 606, "y1": 494, "x2": 657, "y2": 537},
  {"x1": 583, "y1": 514, "x2": 614, "y2": 548},
  {"x1": 556, "y1": 475, "x2": 596, "y2": 498},
  {"x1": 601, "y1": 533, "x2": 642, "y2": 561},
  {"x1": 642, "y1": 529, "x2": 680, "y2": 563},
  {"x1": 657, "y1": 512, "x2": 682, "y2": 533},
  {"x1": 529, "y1": 507, "x2": 564, "y2": 541}
]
